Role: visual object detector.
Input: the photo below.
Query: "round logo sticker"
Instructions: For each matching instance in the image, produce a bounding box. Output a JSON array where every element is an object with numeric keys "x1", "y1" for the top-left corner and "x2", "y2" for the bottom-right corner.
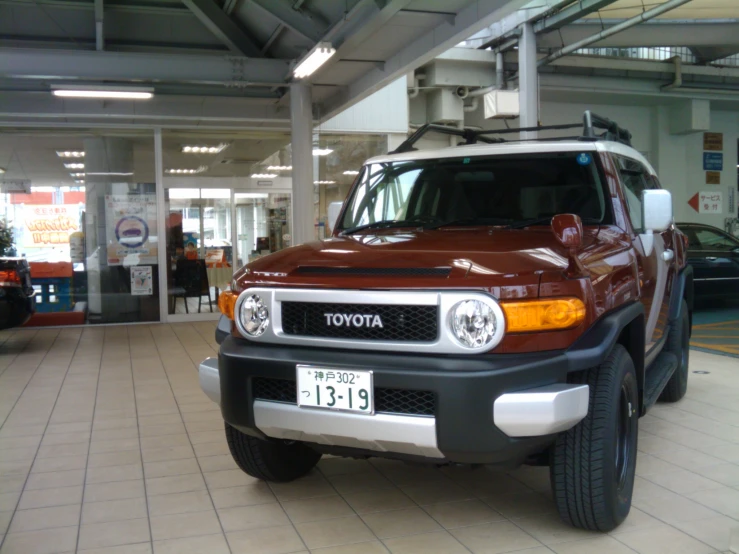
[{"x1": 576, "y1": 153, "x2": 592, "y2": 166}]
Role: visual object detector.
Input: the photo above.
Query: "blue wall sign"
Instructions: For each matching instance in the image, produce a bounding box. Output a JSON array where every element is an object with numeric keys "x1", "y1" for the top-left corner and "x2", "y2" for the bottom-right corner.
[{"x1": 703, "y1": 152, "x2": 723, "y2": 171}]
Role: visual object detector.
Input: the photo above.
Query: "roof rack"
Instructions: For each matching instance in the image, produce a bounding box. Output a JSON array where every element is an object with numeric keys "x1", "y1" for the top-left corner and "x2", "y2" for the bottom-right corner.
[{"x1": 390, "y1": 110, "x2": 632, "y2": 154}]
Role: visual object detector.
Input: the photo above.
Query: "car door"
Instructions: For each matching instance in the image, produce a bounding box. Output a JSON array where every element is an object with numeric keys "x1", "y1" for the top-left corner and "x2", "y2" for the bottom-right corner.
[
  {"x1": 615, "y1": 156, "x2": 672, "y2": 354},
  {"x1": 688, "y1": 225, "x2": 739, "y2": 297}
]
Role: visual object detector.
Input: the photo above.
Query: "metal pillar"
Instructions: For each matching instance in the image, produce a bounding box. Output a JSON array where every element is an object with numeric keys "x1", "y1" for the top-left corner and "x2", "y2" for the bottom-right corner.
[
  {"x1": 290, "y1": 83, "x2": 314, "y2": 245},
  {"x1": 519, "y1": 22, "x2": 538, "y2": 140}
]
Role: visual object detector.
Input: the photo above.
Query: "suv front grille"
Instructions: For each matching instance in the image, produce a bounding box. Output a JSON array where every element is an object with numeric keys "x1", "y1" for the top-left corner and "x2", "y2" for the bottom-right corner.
[
  {"x1": 281, "y1": 302, "x2": 437, "y2": 342},
  {"x1": 252, "y1": 377, "x2": 436, "y2": 416}
]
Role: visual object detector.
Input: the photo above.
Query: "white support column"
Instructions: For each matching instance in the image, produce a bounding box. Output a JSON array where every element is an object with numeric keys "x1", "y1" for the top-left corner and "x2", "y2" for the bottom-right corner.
[
  {"x1": 519, "y1": 22, "x2": 538, "y2": 140},
  {"x1": 290, "y1": 83, "x2": 314, "y2": 245},
  {"x1": 154, "y1": 128, "x2": 168, "y2": 322}
]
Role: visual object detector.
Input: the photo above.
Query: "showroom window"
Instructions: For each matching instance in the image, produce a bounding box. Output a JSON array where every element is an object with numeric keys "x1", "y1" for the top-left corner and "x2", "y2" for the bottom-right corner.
[{"x1": 0, "y1": 130, "x2": 160, "y2": 325}]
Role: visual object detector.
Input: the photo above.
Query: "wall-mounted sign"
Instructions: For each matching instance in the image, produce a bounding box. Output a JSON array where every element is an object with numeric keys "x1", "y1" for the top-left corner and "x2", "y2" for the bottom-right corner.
[
  {"x1": 1, "y1": 179, "x2": 31, "y2": 193},
  {"x1": 703, "y1": 132, "x2": 723, "y2": 151},
  {"x1": 703, "y1": 152, "x2": 723, "y2": 171},
  {"x1": 105, "y1": 193, "x2": 158, "y2": 266},
  {"x1": 688, "y1": 191, "x2": 723, "y2": 214},
  {"x1": 706, "y1": 171, "x2": 721, "y2": 185},
  {"x1": 130, "y1": 265, "x2": 153, "y2": 296},
  {"x1": 256, "y1": 180, "x2": 273, "y2": 187},
  {"x1": 22, "y1": 204, "x2": 79, "y2": 248}
]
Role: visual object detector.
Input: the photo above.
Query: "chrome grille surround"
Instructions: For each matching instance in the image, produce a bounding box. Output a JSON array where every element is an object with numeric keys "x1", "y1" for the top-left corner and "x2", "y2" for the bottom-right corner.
[{"x1": 234, "y1": 288, "x2": 506, "y2": 354}]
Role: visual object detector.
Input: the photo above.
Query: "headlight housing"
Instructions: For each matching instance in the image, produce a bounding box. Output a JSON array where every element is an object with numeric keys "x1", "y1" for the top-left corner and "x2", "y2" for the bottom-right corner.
[
  {"x1": 449, "y1": 299, "x2": 499, "y2": 349},
  {"x1": 238, "y1": 293, "x2": 270, "y2": 337}
]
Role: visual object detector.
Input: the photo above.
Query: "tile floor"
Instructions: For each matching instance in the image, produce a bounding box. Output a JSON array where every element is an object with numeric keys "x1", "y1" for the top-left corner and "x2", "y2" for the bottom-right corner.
[{"x1": 0, "y1": 323, "x2": 738, "y2": 554}]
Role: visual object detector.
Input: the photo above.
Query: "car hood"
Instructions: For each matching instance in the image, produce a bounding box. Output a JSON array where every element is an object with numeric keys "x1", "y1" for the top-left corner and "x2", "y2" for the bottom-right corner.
[{"x1": 235, "y1": 227, "x2": 604, "y2": 296}]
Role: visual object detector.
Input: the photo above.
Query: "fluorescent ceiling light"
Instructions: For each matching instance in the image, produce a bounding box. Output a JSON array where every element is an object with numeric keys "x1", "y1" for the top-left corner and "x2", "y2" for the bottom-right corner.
[
  {"x1": 64, "y1": 163, "x2": 84, "y2": 169},
  {"x1": 343, "y1": 170, "x2": 359, "y2": 175},
  {"x1": 201, "y1": 188, "x2": 231, "y2": 199},
  {"x1": 315, "y1": 180, "x2": 336, "y2": 185},
  {"x1": 56, "y1": 151, "x2": 84, "y2": 158},
  {"x1": 75, "y1": 180, "x2": 85, "y2": 184},
  {"x1": 313, "y1": 148, "x2": 333, "y2": 156},
  {"x1": 51, "y1": 85, "x2": 154, "y2": 99},
  {"x1": 86, "y1": 172, "x2": 134, "y2": 176},
  {"x1": 166, "y1": 166, "x2": 206, "y2": 174},
  {"x1": 252, "y1": 173, "x2": 277, "y2": 178},
  {"x1": 182, "y1": 143, "x2": 229, "y2": 154},
  {"x1": 235, "y1": 193, "x2": 269, "y2": 199},
  {"x1": 0, "y1": 168, "x2": 5, "y2": 174},
  {"x1": 267, "y1": 165, "x2": 292, "y2": 171},
  {"x1": 70, "y1": 173, "x2": 85, "y2": 177},
  {"x1": 293, "y1": 42, "x2": 336, "y2": 79}
]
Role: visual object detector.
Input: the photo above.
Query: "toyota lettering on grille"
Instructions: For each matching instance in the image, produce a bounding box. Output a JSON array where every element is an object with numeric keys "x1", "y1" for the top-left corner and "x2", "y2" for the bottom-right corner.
[{"x1": 324, "y1": 313, "x2": 384, "y2": 328}]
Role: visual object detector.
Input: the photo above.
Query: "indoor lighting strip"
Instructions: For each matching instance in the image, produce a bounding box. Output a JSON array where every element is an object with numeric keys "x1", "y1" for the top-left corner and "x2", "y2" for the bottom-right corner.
[
  {"x1": 70, "y1": 173, "x2": 85, "y2": 177},
  {"x1": 182, "y1": 143, "x2": 229, "y2": 154},
  {"x1": 64, "y1": 163, "x2": 84, "y2": 169},
  {"x1": 343, "y1": 170, "x2": 359, "y2": 175},
  {"x1": 267, "y1": 165, "x2": 292, "y2": 171},
  {"x1": 313, "y1": 148, "x2": 333, "y2": 156},
  {"x1": 293, "y1": 42, "x2": 336, "y2": 79},
  {"x1": 315, "y1": 180, "x2": 336, "y2": 185},
  {"x1": 252, "y1": 173, "x2": 277, "y2": 178},
  {"x1": 166, "y1": 166, "x2": 207, "y2": 174},
  {"x1": 57, "y1": 151, "x2": 84, "y2": 158},
  {"x1": 51, "y1": 85, "x2": 154, "y2": 100}
]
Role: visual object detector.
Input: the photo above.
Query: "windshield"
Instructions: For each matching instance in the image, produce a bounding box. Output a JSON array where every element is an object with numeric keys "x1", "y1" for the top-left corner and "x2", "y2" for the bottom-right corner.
[{"x1": 338, "y1": 152, "x2": 610, "y2": 233}]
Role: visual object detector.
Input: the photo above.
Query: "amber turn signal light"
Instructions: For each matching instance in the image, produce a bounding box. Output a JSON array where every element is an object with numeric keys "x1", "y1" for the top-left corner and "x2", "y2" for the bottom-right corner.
[
  {"x1": 502, "y1": 298, "x2": 586, "y2": 333},
  {"x1": 218, "y1": 290, "x2": 238, "y2": 320}
]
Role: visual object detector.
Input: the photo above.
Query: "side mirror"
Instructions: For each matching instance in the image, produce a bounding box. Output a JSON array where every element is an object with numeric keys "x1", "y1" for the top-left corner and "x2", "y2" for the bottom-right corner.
[
  {"x1": 551, "y1": 214, "x2": 583, "y2": 249},
  {"x1": 643, "y1": 189, "x2": 673, "y2": 232},
  {"x1": 327, "y1": 202, "x2": 343, "y2": 234}
]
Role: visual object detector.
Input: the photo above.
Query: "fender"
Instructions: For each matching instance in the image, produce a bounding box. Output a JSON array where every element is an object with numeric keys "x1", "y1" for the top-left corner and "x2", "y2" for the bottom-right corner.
[{"x1": 669, "y1": 265, "x2": 694, "y2": 326}]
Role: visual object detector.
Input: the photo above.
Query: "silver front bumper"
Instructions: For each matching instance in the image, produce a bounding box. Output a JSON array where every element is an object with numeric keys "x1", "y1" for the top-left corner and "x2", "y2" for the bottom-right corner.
[
  {"x1": 493, "y1": 384, "x2": 589, "y2": 437},
  {"x1": 198, "y1": 356, "x2": 589, "y2": 454}
]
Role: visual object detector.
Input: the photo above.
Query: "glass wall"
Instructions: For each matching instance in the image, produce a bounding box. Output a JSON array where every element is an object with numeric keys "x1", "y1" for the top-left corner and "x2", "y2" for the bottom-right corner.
[{"x1": 0, "y1": 129, "x2": 159, "y2": 325}]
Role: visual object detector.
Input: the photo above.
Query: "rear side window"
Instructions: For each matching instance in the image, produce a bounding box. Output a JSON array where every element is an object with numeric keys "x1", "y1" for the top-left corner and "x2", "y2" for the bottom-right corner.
[
  {"x1": 616, "y1": 156, "x2": 653, "y2": 232},
  {"x1": 691, "y1": 228, "x2": 739, "y2": 250}
]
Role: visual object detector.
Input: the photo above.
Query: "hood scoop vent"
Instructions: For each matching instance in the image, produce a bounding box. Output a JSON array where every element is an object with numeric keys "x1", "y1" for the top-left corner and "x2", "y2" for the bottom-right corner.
[{"x1": 294, "y1": 267, "x2": 451, "y2": 278}]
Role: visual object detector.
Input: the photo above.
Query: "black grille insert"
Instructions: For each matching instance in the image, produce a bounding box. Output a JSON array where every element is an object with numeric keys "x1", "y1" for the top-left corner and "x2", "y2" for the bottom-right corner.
[
  {"x1": 281, "y1": 302, "x2": 437, "y2": 342},
  {"x1": 252, "y1": 377, "x2": 436, "y2": 416},
  {"x1": 294, "y1": 267, "x2": 451, "y2": 277}
]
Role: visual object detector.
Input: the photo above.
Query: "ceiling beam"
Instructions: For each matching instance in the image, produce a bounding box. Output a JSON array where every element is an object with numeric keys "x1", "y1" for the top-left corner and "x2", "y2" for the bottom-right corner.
[
  {"x1": 690, "y1": 46, "x2": 739, "y2": 64},
  {"x1": 182, "y1": 0, "x2": 262, "y2": 57},
  {"x1": 249, "y1": 0, "x2": 328, "y2": 43},
  {"x1": 317, "y1": 0, "x2": 530, "y2": 121},
  {"x1": 0, "y1": 48, "x2": 290, "y2": 85},
  {"x1": 534, "y1": 0, "x2": 617, "y2": 33}
]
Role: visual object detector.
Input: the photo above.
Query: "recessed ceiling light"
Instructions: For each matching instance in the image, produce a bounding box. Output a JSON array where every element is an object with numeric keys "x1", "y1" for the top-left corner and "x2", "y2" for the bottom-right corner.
[
  {"x1": 86, "y1": 172, "x2": 134, "y2": 176},
  {"x1": 64, "y1": 163, "x2": 84, "y2": 169},
  {"x1": 313, "y1": 148, "x2": 333, "y2": 156},
  {"x1": 293, "y1": 42, "x2": 336, "y2": 79},
  {"x1": 182, "y1": 143, "x2": 229, "y2": 154},
  {"x1": 70, "y1": 173, "x2": 85, "y2": 177},
  {"x1": 51, "y1": 84, "x2": 154, "y2": 99},
  {"x1": 166, "y1": 166, "x2": 206, "y2": 174},
  {"x1": 252, "y1": 173, "x2": 278, "y2": 178},
  {"x1": 75, "y1": 180, "x2": 85, "y2": 184},
  {"x1": 57, "y1": 151, "x2": 85, "y2": 158},
  {"x1": 343, "y1": 170, "x2": 359, "y2": 175},
  {"x1": 267, "y1": 165, "x2": 292, "y2": 171},
  {"x1": 315, "y1": 180, "x2": 336, "y2": 185}
]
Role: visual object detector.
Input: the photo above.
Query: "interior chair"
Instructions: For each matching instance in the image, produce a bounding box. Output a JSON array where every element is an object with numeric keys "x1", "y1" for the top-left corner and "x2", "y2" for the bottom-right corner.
[{"x1": 171, "y1": 259, "x2": 213, "y2": 314}]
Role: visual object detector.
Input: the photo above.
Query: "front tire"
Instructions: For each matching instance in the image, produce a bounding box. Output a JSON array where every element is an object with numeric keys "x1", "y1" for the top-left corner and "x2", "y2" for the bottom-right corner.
[
  {"x1": 550, "y1": 344, "x2": 638, "y2": 531},
  {"x1": 225, "y1": 423, "x2": 321, "y2": 482},
  {"x1": 659, "y1": 299, "x2": 690, "y2": 403}
]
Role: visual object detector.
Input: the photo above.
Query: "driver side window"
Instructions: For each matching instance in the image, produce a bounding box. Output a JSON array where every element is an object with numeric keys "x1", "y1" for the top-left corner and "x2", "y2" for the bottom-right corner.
[
  {"x1": 616, "y1": 156, "x2": 653, "y2": 233},
  {"x1": 693, "y1": 228, "x2": 738, "y2": 250}
]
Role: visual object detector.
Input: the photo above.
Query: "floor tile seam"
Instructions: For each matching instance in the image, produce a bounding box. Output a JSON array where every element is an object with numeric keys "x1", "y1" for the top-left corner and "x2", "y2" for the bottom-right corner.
[
  {"x1": 124, "y1": 326, "x2": 159, "y2": 554},
  {"x1": 0, "y1": 329, "x2": 82, "y2": 552},
  {"x1": 639, "y1": 468, "x2": 738, "y2": 494},
  {"x1": 638, "y1": 423, "x2": 736, "y2": 450},
  {"x1": 0, "y1": 330, "x2": 37, "y2": 381},
  {"x1": 74, "y1": 331, "x2": 106, "y2": 551},
  {"x1": 647, "y1": 409, "x2": 739, "y2": 434},
  {"x1": 0, "y1": 330, "x2": 55, "y2": 429},
  {"x1": 144, "y1": 324, "x2": 233, "y2": 553},
  {"x1": 680, "y1": 490, "x2": 739, "y2": 521},
  {"x1": 644, "y1": 440, "x2": 726, "y2": 468},
  {"x1": 677, "y1": 396, "x2": 739, "y2": 418}
]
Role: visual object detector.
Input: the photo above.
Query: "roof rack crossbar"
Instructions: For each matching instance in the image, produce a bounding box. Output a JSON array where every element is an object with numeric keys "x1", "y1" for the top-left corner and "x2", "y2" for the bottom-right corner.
[{"x1": 389, "y1": 110, "x2": 633, "y2": 154}]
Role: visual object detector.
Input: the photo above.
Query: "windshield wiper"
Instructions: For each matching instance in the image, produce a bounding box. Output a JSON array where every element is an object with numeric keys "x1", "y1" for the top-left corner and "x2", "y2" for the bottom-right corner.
[
  {"x1": 426, "y1": 217, "x2": 511, "y2": 230},
  {"x1": 505, "y1": 217, "x2": 602, "y2": 230},
  {"x1": 339, "y1": 220, "x2": 414, "y2": 236}
]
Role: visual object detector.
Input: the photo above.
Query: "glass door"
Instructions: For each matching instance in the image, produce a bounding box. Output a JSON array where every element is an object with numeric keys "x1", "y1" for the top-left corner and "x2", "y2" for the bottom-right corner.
[
  {"x1": 233, "y1": 191, "x2": 292, "y2": 267},
  {"x1": 165, "y1": 187, "x2": 232, "y2": 319}
]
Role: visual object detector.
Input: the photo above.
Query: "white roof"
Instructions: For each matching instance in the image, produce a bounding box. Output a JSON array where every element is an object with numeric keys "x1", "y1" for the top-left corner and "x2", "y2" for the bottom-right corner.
[{"x1": 366, "y1": 139, "x2": 655, "y2": 174}]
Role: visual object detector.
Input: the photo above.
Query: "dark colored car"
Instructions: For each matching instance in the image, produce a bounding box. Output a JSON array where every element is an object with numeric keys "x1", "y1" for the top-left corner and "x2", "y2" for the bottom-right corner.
[
  {"x1": 677, "y1": 222, "x2": 739, "y2": 299},
  {"x1": 0, "y1": 257, "x2": 35, "y2": 330},
  {"x1": 199, "y1": 112, "x2": 693, "y2": 533}
]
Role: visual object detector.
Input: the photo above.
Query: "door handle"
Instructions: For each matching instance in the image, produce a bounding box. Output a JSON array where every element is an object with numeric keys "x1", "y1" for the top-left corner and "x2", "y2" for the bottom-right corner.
[{"x1": 662, "y1": 249, "x2": 674, "y2": 262}]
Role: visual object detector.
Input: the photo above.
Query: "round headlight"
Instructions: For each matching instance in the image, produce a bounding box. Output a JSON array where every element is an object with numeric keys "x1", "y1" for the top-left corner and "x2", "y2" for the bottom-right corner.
[
  {"x1": 450, "y1": 300, "x2": 498, "y2": 349},
  {"x1": 239, "y1": 294, "x2": 270, "y2": 337}
]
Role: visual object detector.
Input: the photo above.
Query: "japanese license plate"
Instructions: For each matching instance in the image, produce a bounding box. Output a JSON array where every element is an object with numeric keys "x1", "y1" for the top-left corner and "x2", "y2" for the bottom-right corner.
[{"x1": 296, "y1": 365, "x2": 374, "y2": 414}]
